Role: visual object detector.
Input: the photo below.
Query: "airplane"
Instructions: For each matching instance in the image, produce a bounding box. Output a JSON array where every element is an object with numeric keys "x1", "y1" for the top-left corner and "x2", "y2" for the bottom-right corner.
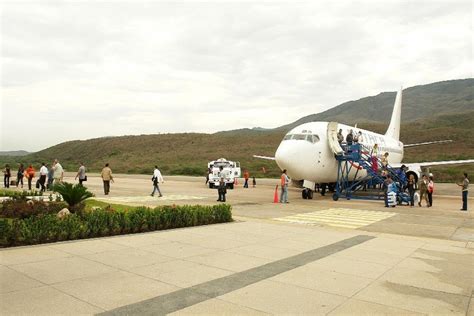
[{"x1": 255, "y1": 88, "x2": 474, "y2": 198}]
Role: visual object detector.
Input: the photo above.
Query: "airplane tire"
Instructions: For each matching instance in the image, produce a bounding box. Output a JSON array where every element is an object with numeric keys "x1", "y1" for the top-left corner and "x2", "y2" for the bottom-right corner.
[
  {"x1": 209, "y1": 183, "x2": 214, "y2": 189},
  {"x1": 302, "y1": 189, "x2": 308, "y2": 199},
  {"x1": 307, "y1": 190, "x2": 314, "y2": 199},
  {"x1": 332, "y1": 193, "x2": 339, "y2": 201},
  {"x1": 229, "y1": 183, "x2": 234, "y2": 190}
]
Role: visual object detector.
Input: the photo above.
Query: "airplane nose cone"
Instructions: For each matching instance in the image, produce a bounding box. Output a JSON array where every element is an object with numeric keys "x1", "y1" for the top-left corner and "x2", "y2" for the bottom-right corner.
[{"x1": 275, "y1": 142, "x2": 308, "y2": 179}]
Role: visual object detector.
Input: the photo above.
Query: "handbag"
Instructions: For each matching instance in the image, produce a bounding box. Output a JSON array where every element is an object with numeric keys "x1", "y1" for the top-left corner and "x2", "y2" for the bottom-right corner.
[
  {"x1": 35, "y1": 180, "x2": 40, "y2": 189},
  {"x1": 83, "y1": 175, "x2": 88, "y2": 182}
]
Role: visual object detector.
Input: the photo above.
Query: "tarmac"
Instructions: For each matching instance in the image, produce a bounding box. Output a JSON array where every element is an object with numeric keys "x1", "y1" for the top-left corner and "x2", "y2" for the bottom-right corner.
[{"x1": 1, "y1": 174, "x2": 473, "y2": 315}]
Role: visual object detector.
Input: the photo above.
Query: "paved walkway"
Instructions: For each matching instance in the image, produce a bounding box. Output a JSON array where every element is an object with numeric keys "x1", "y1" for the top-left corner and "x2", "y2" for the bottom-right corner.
[{"x1": 1, "y1": 221, "x2": 473, "y2": 315}]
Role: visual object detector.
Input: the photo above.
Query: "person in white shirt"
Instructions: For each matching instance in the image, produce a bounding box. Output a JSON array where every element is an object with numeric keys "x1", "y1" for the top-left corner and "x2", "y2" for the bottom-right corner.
[
  {"x1": 39, "y1": 162, "x2": 48, "y2": 192},
  {"x1": 53, "y1": 159, "x2": 64, "y2": 184},
  {"x1": 151, "y1": 166, "x2": 164, "y2": 197}
]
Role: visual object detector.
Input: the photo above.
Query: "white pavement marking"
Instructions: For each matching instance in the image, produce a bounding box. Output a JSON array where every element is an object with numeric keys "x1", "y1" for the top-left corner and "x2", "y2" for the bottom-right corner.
[
  {"x1": 95, "y1": 195, "x2": 206, "y2": 203},
  {"x1": 274, "y1": 208, "x2": 397, "y2": 229}
]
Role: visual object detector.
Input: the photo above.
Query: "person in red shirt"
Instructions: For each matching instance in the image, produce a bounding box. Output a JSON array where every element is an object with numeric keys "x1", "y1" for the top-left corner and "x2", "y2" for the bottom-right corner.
[{"x1": 25, "y1": 165, "x2": 36, "y2": 191}]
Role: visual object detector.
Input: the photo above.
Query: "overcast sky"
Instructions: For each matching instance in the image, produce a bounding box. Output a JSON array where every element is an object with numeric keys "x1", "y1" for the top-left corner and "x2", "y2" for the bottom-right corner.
[{"x1": 0, "y1": 0, "x2": 472, "y2": 151}]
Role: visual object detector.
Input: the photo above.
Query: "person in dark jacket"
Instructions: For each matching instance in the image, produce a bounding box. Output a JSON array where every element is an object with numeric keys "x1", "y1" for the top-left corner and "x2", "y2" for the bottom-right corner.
[
  {"x1": 427, "y1": 176, "x2": 434, "y2": 207},
  {"x1": 406, "y1": 174, "x2": 417, "y2": 207},
  {"x1": 17, "y1": 164, "x2": 24, "y2": 188},
  {"x1": 457, "y1": 173, "x2": 469, "y2": 211},
  {"x1": 3, "y1": 164, "x2": 11, "y2": 188},
  {"x1": 217, "y1": 177, "x2": 227, "y2": 202},
  {"x1": 346, "y1": 130, "x2": 353, "y2": 146}
]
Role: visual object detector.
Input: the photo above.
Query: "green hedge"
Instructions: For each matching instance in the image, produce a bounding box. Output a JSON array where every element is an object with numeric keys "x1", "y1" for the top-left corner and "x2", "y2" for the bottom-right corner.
[{"x1": 0, "y1": 204, "x2": 232, "y2": 247}]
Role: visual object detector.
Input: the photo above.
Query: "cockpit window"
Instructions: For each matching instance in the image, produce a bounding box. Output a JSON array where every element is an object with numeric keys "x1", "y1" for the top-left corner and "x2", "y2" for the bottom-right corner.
[
  {"x1": 307, "y1": 134, "x2": 320, "y2": 143},
  {"x1": 283, "y1": 134, "x2": 320, "y2": 143},
  {"x1": 292, "y1": 134, "x2": 307, "y2": 140}
]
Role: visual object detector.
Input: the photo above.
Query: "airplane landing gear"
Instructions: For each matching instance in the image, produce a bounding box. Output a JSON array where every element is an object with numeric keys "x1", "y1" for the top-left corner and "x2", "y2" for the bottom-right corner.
[{"x1": 302, "y1": 188, "x2": 314, "y2": 199}]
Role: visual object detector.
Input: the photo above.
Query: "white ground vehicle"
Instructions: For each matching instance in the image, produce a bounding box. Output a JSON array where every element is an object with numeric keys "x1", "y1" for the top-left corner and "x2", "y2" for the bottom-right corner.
[{"x1": 208, "y1": 158, "x2": 241, "y2": 189}]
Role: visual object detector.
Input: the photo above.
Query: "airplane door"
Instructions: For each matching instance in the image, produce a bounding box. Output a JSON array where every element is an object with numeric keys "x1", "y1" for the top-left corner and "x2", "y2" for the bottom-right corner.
[{"x1": 327, "y1": 122, "x2": 344, "y2": 155}]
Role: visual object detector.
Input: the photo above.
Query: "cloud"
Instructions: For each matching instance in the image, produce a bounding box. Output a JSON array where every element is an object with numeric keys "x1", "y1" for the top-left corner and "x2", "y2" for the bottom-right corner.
[{"x1": 1, "y1": 0, "x2": 472, "y2": 151}]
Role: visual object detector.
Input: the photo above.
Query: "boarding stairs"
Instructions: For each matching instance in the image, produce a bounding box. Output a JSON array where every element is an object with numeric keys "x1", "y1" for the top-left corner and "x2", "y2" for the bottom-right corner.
[{"x1": 332, "y1": 143, "x2": 407, "y2": 201}]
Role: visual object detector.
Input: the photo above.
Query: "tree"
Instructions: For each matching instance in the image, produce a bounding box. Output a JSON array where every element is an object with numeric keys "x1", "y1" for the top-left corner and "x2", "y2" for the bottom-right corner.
[{"x1": 53, "y1": 182, "x2": 94, "y2": 213}]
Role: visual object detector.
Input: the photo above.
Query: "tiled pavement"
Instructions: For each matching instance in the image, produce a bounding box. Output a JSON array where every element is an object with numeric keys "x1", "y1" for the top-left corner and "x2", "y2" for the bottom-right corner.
[{"x1": 0, "y1": 221, "x2": 473, "y2": 315}]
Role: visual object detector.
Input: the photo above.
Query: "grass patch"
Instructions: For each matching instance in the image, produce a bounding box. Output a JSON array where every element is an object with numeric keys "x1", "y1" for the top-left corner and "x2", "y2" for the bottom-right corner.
[{"x1": 84, "y1": 199, "x2": 138, "y2": 212}]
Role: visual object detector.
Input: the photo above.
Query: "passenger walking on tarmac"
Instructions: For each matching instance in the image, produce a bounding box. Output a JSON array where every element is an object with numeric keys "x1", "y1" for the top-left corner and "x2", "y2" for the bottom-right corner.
[
  {"x1": 217, "y1": 177, "x2": 227, "y2": 202},
  {"x1": 205, "y1": 165, "x2": 212, "y2": 185},
  {"x1": 25, "y1": 164, "x2": 35, "y2": 191},
  {"x1": 100, "y1": 163, "x2": 114, "y2": 195},
  {"x1": 75, "y1": 162, "x2": 87, "y2": 186},
  {"x1": 151, "y1": 166, "x2": 164, "y2": 197},
  {"x1": 337, "y1": 129, "x2": 344, "y2": 144},
  {"x1": 17, "y1": 163, "x2": 24, "y2": 188},
  {"x1": 38, "y1": 163, "x2": 48, "y2": 192},
  {"x1": 457, "y1": 173, "x2": 469, "y2": 211},
  {"x1": 406, "y1": 174, "x2": 417, "y2": 207},
  {"x1": 280, "y1": 169, "x2": 290, "y2": 203},
  {"x1": 243, "y1": 170, "x2": 250, "y2": 188},
  {"x1": 3, "y1": 164, "x2": 11, "y2": 188},
  {"x1": 47, "y1": 164, "x2": 54, "y2": 190},
  {"x1": 418, "y1": 175, "x2": 429, "y2": 207},
  {"x1": 52, "y1": 159, "x2": 64, "y2": 184},
  {"x1": 427, "y1": 175, "x2": 434, "y2": 207},
  {"x1": 252, "y1": 177, "x2": 256, "y2": 188},
  {"x1": 383, "y1": 175, "x2": 394, "y2": 207}
]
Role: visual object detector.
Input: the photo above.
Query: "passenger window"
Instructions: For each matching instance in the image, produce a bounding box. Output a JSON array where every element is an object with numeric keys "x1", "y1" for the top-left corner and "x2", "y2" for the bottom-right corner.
[{"x1": 283, "y1": 134, "x2": 292, "y2": 140}]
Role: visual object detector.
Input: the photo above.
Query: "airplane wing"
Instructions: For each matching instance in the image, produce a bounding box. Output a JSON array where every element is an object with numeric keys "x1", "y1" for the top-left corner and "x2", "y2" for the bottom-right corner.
[
  {"x1": 392, "y1": 159, "x2": 474, "y2": 169},
  {"x1": 404, "y1": 140, "x2": 453, "y2": 147},
  {"x1": 253, "y1": 155, "x2": 276, "y2": 160}
]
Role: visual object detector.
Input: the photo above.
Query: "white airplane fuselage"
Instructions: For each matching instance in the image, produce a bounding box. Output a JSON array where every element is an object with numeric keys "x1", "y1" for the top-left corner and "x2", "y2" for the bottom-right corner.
[{"x1": 275, "y1": 122, "x2": 404, "y2": 183}]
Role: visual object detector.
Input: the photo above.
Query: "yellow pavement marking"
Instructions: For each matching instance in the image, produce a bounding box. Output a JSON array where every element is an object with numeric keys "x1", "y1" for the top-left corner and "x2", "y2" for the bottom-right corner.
[{"x1": 274, "y1": 208, "x2": 396, "y2": 229}]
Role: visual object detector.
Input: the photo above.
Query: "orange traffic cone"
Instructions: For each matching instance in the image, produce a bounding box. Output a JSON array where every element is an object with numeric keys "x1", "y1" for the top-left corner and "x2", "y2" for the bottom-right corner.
[
  {"x1": 234, "y1": 177, "x2": 238, "y2": 186},
  {"x1": 273, "y1": 185, "x2": 279, "y2": 203}
]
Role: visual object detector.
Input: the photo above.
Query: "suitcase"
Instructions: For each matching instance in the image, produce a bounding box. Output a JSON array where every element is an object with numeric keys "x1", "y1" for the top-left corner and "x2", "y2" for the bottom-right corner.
[{"x1": 387, "y1": 192, "x2": 397, "y2": 207}]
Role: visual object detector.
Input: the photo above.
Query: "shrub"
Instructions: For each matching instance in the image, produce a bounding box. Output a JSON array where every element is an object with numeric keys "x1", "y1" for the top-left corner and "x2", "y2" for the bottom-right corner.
[
  {"x1": 0, "y1": 200, "x2": 67, "y2": 219},
  {"x1": 0, "y1": 204, "x2": 232, "y2": 247},
  {"x1": 53, "y1": 182, "x2": 94, "y2": 212}
]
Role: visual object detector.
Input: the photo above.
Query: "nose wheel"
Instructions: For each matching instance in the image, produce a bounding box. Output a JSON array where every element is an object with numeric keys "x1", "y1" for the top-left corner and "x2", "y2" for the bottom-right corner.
[{"x1": 302, "y1": 188, "x2": 314, "y2": 199}]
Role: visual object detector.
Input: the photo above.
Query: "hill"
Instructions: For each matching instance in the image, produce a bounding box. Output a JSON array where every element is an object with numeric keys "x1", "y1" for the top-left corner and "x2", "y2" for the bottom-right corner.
[
  {"x1": 0, "y1": 79, "x2": 473, "y2": 182},
  {"x1": 0, "y1": 150, "x2": 30, "y2": 156},
  {"x1": 279, "y1": 78, "x2": 473, "y2": 130}
]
